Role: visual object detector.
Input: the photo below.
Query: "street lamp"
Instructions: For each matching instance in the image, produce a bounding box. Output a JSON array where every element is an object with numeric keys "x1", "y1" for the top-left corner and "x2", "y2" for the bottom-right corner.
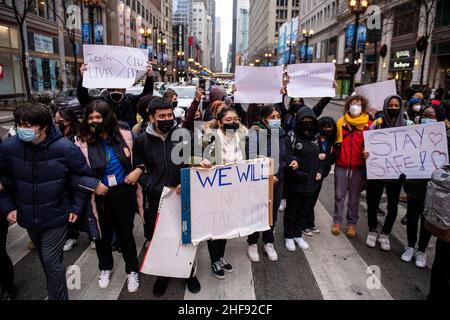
[
  {"x1": 139, "y1": 26, "x2": 152, "y2": 48},
  {"x1": 82, "y1": 0, "x2": 102, "y2": 44},
  {"x1": 264, "y1": 52, "x2": 272, "y2": 66},
  {"x1": 302, "y1": 29, "x2": 314, "y2": 63},
  {"x1": 347, "y1": 0, "x2": 369, "y2": 91}
]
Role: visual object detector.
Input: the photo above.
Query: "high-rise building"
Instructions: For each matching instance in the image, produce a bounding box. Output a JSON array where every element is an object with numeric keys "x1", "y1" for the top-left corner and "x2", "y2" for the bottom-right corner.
[
  {"x1": 192, "y1": 0, "x2": 208, "y2": 67},
  {"x1": 173, "y1": 0, "x2": 192, "y2": 27},
  {"x1": 236, "y1": 0, "x2": 249, "y2": 66},
  {"x1": 215, "y1": 17, "x2": 223, "y2": 72}
]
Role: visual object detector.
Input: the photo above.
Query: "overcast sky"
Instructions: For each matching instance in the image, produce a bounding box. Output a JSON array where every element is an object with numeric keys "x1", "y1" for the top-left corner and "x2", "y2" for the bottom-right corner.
[{"x1": 216, "y1": 0, "x2": 233, "y2": 72}]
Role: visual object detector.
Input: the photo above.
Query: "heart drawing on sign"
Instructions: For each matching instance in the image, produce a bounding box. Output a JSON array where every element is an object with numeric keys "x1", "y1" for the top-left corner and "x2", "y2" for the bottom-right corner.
[
  {"x1": 428, "y1": 133, "x2": 444, "y2": 146},
  {"x1": 431, "y1": 151, "x2": 448, "y2": 169}
]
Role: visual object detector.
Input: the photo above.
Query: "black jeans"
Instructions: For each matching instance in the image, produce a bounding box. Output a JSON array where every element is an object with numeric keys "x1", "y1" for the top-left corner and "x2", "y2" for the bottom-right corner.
[
  {"x1": 27, "y1": 224, "x2": 68, "y2": 300},
  {"x1": 284, "y1": 191, "x2": 314, "y2": 239},
  {"x1": 367, "y1": 180, "x2": 403, "y2": 234},
  {"x1": 429, "y1": 238, "x2": 450, "y2": 300},
  {"x1": 406, "y1": 197, "x2": 432, "y2": 252},
  {"x1": 95, "y1": 184, "x2": 139, "y2": 274},
  {"x1": 207, "y1": 240, "x2": 227, "y2": 264},
  {"x1": 247, "y1": 178, "x2": 283, "y2": 245},
  {"x1": 0, "y1": 214, "x2": 14, "y2": 292},
  {"x1": 144, "y1": 199, "x2": 159, "y2": 241}
]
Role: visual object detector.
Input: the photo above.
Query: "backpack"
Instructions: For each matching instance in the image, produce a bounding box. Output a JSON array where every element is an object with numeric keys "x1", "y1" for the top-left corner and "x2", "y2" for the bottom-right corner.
[{"x1": 424, "y1": 165, "x2": 450, "y2": 243}]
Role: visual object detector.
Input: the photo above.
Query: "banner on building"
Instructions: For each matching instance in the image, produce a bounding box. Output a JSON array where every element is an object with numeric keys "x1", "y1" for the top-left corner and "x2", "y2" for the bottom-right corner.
[
  {"x1": 345, "y1": 24, "x2": 367, "y2": 52},
  {"x1": 94, "y1": 24, "x2": 104, "y2": 45},
  {"x1": 82, "y1": 23, "x2": 91, "y2": 44}
]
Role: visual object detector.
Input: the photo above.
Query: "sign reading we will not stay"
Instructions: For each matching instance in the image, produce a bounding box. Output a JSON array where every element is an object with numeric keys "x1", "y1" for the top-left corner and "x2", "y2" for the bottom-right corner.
[
  {"x1": 82, "y1": 44, "x2": 148, "y2": 89},
  {"x1": 364, "y1": 122, "x2": 449, "y2": 180}
]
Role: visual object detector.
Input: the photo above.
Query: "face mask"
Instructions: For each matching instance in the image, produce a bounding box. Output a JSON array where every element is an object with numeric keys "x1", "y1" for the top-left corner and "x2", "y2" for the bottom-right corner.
[
  {"x1": 110, "y1": 92, "x2": 124, "y2": 103},
  {"x1": 321, "y1": 129, "x2": 334, "y2": 138},
  {"x1": 349, "y1": 105, "x2": 362, "y2": 117},
  {"x1": 421, "y1": 118, "x2": 437, "y2": 125},
  {"x1": 301, "y1": 122, "x2": 314, "y2": 131},
  {"x1": 412, "y1": 104, "x2": 422, "y2": 113},
  {"x1": 268, "y1": 119, "x2": 281, "y2": 130},
  {"x1": 291, "y1": 104, "x2": 302, "y2": 113},
  {"x1": 17, "y1": 127, "x2": 38, "y2": 142},
  {"x1": 90, "y1": 122, "x2": 105, "y2": 134},
  {"x1": 56, "y1": 121, "x2": 66, "y2": 133},
  {"x1": 387, "y1": 108, "x2": 401, "y2": 118},
  {"x1": 173, "y1": 101, "x2": 178, "y2": 109},
  {"x1": 223, "y1": 122, "x2": 240, "y2": 132},
  {"x1": 157, "y1": 120, "x2": 174, "y2": 134}
]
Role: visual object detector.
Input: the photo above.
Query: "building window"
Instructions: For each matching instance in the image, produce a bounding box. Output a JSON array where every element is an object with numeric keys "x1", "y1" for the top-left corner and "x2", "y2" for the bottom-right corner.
[
  {"x1": 394, "y1": 3, "x2": 420, "y2": 37},
  {"x1": 435, "y1": 0, "x2": 450, "y2": 27},
  {"x1": 0, "y1": 53, "x2": 25, "y2": 95},
  {"x1": 0, "y1": 25, "x2": 19, "y2": 49}
]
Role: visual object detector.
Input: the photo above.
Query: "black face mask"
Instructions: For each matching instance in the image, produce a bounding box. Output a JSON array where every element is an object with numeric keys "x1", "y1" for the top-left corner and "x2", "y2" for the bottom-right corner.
[
  {"x1": 387, "y1": 108, "x2": 401, "y2": 119},
  {"x1": 110, "y1": 92, "x2": 124, "y2": 103},
  {"x1": 173, "y1": 101, "x2": 178, "y2": 108},
  {"x1": 57, "y1": 122, "x2": 66, "y2": 134},
  {"x1": 157, "y1": 120, "x2": 174, "y2": 134},
  {"x1": 291, "y1": 104, "x2": 302, "y2": 113},
  {"x1": 223, "y1": 122, "x2": 240, "y2": 132},
  {"x1": 90, "y1": 122, "x2": 105, "y2": 134},
  {"x1": 321, "y1": 129, "x2": 334, "y2": 138},
  {"x1": 301, "y1": 122, "x2": 313, "y2": 130}
]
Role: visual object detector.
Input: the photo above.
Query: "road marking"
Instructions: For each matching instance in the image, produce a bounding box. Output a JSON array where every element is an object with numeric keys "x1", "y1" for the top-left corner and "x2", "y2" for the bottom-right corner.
[
  {"x1": 184, "y1": 237, "x2": 256, "y2": 300},
  {"x1": 302, "y1": 201, "x2": 393, "y2": 300}
]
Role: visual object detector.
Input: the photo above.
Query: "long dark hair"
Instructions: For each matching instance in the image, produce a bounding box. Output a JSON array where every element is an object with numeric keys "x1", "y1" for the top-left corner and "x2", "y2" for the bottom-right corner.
[
  {"x1": 55, "y1": 106, "x2": 79, "y2": 137},
  {"x1": 79, "y1": 100, "x2": 121, "y2": 144}
]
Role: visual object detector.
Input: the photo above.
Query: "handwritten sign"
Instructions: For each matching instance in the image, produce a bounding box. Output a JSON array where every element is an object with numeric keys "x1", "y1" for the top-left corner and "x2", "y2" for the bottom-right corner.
[
  {"x1": 82, "y1": 44, "x2": 148, "y2": 89},
  {"x1": 287, "y1": 63, "x2": 336, "y2": 98},
  {"x1": 140, "y1": 188, "x2": 197, "y2": 278},
  {"x1": 364, "y1": 122, "x2": 449, "y2": 180},
  {"x1": 355, "y1": 80, "x2": 397, "y2": 113},
  {"x1": 234, "y1": 66, "x2": 283, "y2": 104},
  {"x1": 181, "y1": 158, "x2": 272, "y2": 245}
]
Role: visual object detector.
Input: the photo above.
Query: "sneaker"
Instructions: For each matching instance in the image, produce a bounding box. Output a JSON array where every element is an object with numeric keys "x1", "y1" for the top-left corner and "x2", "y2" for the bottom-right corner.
[
  {"x1": 126, "y1": 272, "x2": 140, "y2": 293},
  {"x1": 264, "y1": 243, "x2": 278, "y2": 262},
  {"x1": 153, "y1": 276, "x2": 169, "y2": 297},
  {"x1": 346, "y1": 225, "x2": 357, "y2": 239},
  {"x1": 278, "y1": 199, "x2": 286, "y2": 212},
  {"x1": 331, "y1": 224, "x2": 341, "y2": 236},
  {"x1": 401, "y1": 247, "x2": 416, "y2": 263},
  {"x1": 211, "y1": 261, "x2": 225, "y2": 280},
  {"x1": 311, "y1": 227, "x2": 321, "y2": 234},
  {"x1": 302, "y1": 229, "x2": 314, "y2": 236},
  {"x1": 63, "y1": 239, "x2": 77, "y2": 252},
  {"x1": 366, "y1": 232, "x2": 378, "y2": 248},
  {"x1": 247, "y1": 244, "x2": 260, "y2": 262},
  {"x1": 90, "y1": 241, "x2": 96, "y2": 250},
  {"x1": 401, "y1": 215, "x2": 407, "y2": 226},
  {"x1": 294, "y1": 237, "x2": 310, "y2": 250},
  {"x1": 27, "y1": 240, "x2": 35, "y2": 251},
  {"x1": 98, "y1": 270, "x2": 112, "y2": 289},
  {"x1": 219, "y1": 258, "x2": 233, "y2": 273},
  {"x1": 415, "y1": 251, "x2": 427, "y2": 268},
  {"x1": 285, "y1": 238, "x2": 296, "y2": 252},
  {"x1": 378, "y1": 234, "x2": 391, "y2": 252},
  {"x1": 186, "y1": 276, "x2": 201, "y2": 294}
]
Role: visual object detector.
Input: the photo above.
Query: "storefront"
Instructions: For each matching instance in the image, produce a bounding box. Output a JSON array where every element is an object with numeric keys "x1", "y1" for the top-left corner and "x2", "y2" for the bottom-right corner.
[
  {"x1": 0, "y1": 24, "x2": 25, "y2": 98},
  {"x1": 389, "y1": 48, "x2": 416, "y2": 98}
]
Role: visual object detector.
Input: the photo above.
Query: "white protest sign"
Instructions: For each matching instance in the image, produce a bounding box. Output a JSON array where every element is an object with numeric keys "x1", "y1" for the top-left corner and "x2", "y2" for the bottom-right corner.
[
  {"x1": 355, "y1": 80, "x2": 397, "y2": 112},
  {"x1": 234, "y1": 66, "x2": 283, "y2": 104},
  {"x1": 82, "y1": 44, "x2": 148, "y2": 89},
  {"x1": 287, "y1": 63, "x2": 336, "y2": 98},
  {"x1": 140, "y1": 188, "x2": 197, "y2": 279},
  {"x1": 364, "y1": 122, "x2": 449, "y2": 180},
  {"x1": 181, "y1": 158, "x2": 272, "y2": 245}
]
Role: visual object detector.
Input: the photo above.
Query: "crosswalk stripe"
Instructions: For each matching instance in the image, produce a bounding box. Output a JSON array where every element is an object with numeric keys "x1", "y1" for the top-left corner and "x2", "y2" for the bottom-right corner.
[
  {"x1": 302, "y1": 201, "x2": 393, "y2": 300},
  {"x1": 184, "y1": 238, "x2": 256, "y2": 300}
]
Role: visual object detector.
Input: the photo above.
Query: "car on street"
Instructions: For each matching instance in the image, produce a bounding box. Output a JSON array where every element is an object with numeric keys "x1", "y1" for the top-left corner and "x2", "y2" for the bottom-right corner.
[{"x1": 167, "y1": 85, "x2": 196, "y2": 120}]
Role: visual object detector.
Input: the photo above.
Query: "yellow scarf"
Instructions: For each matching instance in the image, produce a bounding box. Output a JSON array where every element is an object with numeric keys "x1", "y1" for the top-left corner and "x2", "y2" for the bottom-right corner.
[{"x1": 336, "y1": 113, "x2": 370, "y2": 143}]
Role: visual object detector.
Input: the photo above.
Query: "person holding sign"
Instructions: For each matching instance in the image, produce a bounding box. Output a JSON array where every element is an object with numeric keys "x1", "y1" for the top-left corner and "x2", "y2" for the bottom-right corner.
[
  {"x1": 283, "y1": 107, "x2": 323, "y2": 252},
  {"x1": 364, "y1": 95, "x2": 408, "y2": 251},
  {"x1": 200, "y1": 107, "x2": 247, "y2": 279},
  {"x1": 78, "y1": 62, "x2": 154, "y2": 130},
  {"x1": 75, "y1": 100, "x2": 143, "y2": 294},
  {"x1": 332, "y1": 96, "x2": 372, "y2": 238}
]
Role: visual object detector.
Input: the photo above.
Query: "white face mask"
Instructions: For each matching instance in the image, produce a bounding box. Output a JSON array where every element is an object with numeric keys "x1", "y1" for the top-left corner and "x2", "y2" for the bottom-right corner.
[
  {"x1": 349, "y1": 104, "x2": 362, "y2": 117},
  {"x1": 412, "y1": 104, "x2": 422, "y2": 113}
]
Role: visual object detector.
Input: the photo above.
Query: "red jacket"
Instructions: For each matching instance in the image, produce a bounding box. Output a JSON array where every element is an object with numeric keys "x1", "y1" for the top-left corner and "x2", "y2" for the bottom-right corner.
[{"x1": 335, "y1": 121, "x2": 372, "y2": 169}]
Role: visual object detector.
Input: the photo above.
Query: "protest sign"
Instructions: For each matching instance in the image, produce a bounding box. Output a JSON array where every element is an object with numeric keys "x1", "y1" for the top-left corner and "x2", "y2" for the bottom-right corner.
[
  {"x1": 287, "y1": 63, "x2": 335, "y2": 98},
  {"x1": 82, "y1": 44, "x2": 148, "y2": 89},
  {"x1": 355, "y1": 80, "x2": 397, "y2": 113},
  {"x1": 364, "y1": 122, "x2": 449, "y2": 180},
  {"x1": 140, "y1": 188, "x2": 197, "y2": 279},
  {"x1": 234, "y1": 66, "x2": 283, "y2": 104},
  {"x1": 181, "y1": 158, "x2": 273, "y2": 245}
]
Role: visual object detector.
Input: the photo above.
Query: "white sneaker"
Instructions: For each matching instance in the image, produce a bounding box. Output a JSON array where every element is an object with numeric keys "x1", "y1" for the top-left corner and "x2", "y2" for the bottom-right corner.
[
  {"x1": 415, "y1": 251, "x2": 427, "y2": 268},
  {"x1": 365, "y1": 232, "x2": 378, "y2": 248},
  {"x1": 264, "y1": 243, "x2": 278, "y2": 262},
  {"x1": 63, "y1": 239, "x2": 77, "y2": 252},
  {"x1": 294, "y1": 237, "x2": 310, "y2": 250},
  {"x1": 278, "y1": 199, "x2": 286, "y2": 212},
  {"x1": 378, "y1": 234, "x2": 391, "y2": 252},
  {"x1": 98, "y1": 270, "x2": 112, "y2": 289},
  {"x1": 247, "y1": 244, "x2": 260, "y2": 262},
  {"x1": 302, "y1": 229, "x2": 314, "y2": 236},
  {"x1": 285, "y1": 239, "x2": 296, "y2": 252},
  {"x1": 401, "y1": 247, "x2": 416, "y2": 263},
  {"x1": 90, "y1": 241, "x2": 96, "y2": 250},
  {"x1": 311, "y1": 227, "x2": 321, "y2": 234},
  {"x1": 127, "y1": 272, "x2": 140, "y2": 293}
]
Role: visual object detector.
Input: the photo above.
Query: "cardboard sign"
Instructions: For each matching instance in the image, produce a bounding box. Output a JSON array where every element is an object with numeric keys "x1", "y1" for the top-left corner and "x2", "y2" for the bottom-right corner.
[
  {"x1": 82, "y1": 44, "x2": 148, "y2": 89},
  {"x1": 355, "y1": 80, "x2": 397, "y2": 113},
  {"x1": 181, "y1": 159, "x2": 273, "y2": 245},
  {"x1": 287, "y1": 63, "x2": 336, "y2": 98},
  {"x1": 364, "y1": 122, "x2": 449, "y2": 180}
]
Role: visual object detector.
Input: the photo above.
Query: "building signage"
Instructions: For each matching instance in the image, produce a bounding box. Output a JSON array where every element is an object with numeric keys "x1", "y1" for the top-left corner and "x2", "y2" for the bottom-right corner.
[
  {"x1": 390, "y1": 49, "x2": 415, "y2": 70},
  {"x1": 34, "y1": 34, "x2": 54, "y2": 53}
]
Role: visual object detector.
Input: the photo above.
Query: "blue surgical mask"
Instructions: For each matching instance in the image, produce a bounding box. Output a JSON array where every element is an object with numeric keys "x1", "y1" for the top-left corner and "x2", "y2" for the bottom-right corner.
[
  {"x1": 421, "y1": 118, "x2": 437, "y2": 125},
  {"x1": 268, "y1": 119, "x2": 281, "y2": 130},
  {"x1": 17, "y1": 127, "x2": 38, "y2": 142}
]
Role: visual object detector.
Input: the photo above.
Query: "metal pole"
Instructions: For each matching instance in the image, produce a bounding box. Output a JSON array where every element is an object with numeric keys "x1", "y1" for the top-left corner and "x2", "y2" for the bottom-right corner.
[
  {"x1": 89, "y1": 6, "x2": 95, "y2": 45},
  {"x1": 350, "y1": 11, "x2": 360, "y2": 92},
  {"x1": 305, "y1": 37, "x2": 309, "y2": 63}
]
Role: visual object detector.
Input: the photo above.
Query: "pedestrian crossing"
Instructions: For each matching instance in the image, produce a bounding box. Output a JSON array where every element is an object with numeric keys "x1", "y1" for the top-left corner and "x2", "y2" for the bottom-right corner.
[{"x1": 6, "y1": 194, "x2": 433, "y2": 300}]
